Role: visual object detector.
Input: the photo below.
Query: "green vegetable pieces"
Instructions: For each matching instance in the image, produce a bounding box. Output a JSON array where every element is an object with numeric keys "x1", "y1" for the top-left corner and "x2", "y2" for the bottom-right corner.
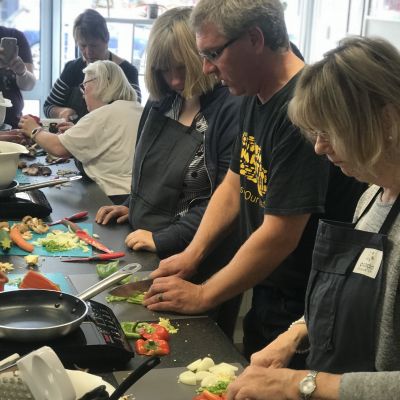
[{"x1": 0, "y1": 230, "x2": 11, "y2": 252}]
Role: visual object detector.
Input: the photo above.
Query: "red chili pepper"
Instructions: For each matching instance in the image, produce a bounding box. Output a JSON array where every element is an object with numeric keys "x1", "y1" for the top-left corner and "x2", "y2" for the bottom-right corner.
[
  {"x1": 134, "y1": 339, "x2": 170, "y2": 356},
  {"x1": 135, "y1": 322, "x2": 170, "y2": 341},
  {"x1": 0, "y1": 271, "x2": 9, "y2": 292}
]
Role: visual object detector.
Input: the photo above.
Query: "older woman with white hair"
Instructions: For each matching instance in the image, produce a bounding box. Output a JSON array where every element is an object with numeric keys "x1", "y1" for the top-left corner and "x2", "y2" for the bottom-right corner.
[{"x1": 19, "y1": 60, "x2": 142, "y2": 203}]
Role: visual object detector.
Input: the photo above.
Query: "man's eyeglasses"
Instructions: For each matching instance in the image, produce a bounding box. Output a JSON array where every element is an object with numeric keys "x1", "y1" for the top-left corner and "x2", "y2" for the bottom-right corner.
[
  {"x1": 198, "y1": 36, "x2": 239, "y2": 63},
  {"x1": 79, "y1": 77, "x2": 97, "y2": 93}
]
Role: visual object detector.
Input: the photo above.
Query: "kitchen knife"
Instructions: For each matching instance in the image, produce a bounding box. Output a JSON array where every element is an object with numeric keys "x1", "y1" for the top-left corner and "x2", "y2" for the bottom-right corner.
[
  {"x1": 108, "y1": 278, "x2": 153, "y2": 296},
  {"x1": 61, "y1": 219, "x2": 113, "y2": 253},
  {"x1": 48, "y1": 211, "x2": 88, "y2": 226},
  {"x1": 62, "y1": 251, "x2": 125, "y2": 262}
]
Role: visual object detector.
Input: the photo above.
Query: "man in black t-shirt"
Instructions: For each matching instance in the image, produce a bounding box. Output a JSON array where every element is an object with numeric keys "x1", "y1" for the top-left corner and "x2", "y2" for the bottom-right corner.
[{"x1": 142, "y1": 0, "x2": 366, "y2": 361}]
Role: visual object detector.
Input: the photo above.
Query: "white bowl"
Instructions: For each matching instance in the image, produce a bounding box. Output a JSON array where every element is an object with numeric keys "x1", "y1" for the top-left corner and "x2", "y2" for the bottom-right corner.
[{"x1": 0, "y1": 141, "x2": 29, "y2": 188}]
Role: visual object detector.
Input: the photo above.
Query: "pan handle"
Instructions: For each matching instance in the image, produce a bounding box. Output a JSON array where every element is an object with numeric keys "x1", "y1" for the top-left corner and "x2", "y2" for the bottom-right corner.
[
  {"x1": 14, "y1": 176, "x2": 82, "y2": 193},
  {"x1": 108, "y1": 356, "x2": 160, "y2": 400},
  {"x1": 77, "y1": 263, "x2": 142, "y2": 301}
]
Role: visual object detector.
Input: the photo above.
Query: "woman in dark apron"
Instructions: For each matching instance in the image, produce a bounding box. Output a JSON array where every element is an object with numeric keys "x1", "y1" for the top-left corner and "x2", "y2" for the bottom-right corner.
[
  {"x1": 226, "y1": 37, "x2": 400, "y2": 400},
  {"x1": 96, "y1": 7, "x2": 243, "y2": 337}
]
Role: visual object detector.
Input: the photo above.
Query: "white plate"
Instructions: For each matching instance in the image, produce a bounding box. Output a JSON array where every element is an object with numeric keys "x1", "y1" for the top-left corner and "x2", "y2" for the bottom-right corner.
[{"x1": 66, "y1": 370, "x2": 115, "y2": 398}]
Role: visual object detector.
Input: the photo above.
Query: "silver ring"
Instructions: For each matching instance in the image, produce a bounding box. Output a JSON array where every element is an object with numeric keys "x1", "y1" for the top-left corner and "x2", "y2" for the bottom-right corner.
[{"x1": 158, "y1": 293, "x2": 163, "y2": 302}]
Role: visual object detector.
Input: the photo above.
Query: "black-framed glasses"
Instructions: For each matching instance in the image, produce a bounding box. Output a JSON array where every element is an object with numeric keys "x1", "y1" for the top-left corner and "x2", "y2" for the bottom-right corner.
[
  {"x1": 79, "y1": 77, "x2": 97, "y2": 93},
  {"x1": 198, "y1": 36, "x2": 239, "y2": 63}
]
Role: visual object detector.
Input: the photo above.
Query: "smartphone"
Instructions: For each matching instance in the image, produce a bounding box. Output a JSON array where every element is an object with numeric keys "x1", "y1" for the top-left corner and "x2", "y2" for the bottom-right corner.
[{"x1": 0, "y1": 37, "x2": 18, "y2": 65}]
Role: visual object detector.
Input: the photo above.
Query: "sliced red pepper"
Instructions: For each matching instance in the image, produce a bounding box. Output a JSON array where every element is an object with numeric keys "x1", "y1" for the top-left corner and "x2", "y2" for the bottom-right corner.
[
  {"x1": 135, "y1": 322, "x2": 170, "y2": 341},
  {"x1": 134, "y1": 338, "x2": 170, "y2": 356},
  {"x1": 0, "y1": 271, "x2": 9, "y2": 292}
]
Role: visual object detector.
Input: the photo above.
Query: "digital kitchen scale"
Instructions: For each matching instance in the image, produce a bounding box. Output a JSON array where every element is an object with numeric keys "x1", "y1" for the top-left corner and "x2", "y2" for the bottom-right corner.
[
  {"x1": 0, "y1": 300, "x2": 134, "y2": 372},
  {"x1": 0, "y1": 189, "x2": 52, "y2": 218}
]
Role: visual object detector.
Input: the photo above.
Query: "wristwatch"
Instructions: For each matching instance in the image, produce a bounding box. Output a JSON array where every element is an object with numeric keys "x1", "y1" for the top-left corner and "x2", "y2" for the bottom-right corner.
[
  {"x1": 30, "y1": 127, "x2": 43, "y2": 139},
  {"x1": 299, "y1": 370, "x2": 318, "y2": 400}
]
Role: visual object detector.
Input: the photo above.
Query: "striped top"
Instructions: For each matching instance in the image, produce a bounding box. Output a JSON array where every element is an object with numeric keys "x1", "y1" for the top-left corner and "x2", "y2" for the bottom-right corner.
[{"x1": 165, "y1": 95, "x2": 211, "y2": 217}]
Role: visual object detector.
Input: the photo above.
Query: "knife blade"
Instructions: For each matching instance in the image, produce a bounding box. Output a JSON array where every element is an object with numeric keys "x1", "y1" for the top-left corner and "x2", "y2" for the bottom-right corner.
[
  {"x1": 62, "y1": 252, "x2": 125, "y2": 262},
  {"x1": 48, "y1": 211, "x2": 88, "y2": 226},
  {"x1": 108, "y1": 279, "x2": 153, "y2": 296},
  {"x1": 61, "y1": 219, "x2": 113, "y2": 253}
]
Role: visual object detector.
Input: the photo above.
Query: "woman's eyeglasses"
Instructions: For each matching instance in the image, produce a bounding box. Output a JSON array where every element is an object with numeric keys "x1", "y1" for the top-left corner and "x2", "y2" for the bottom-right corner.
[
  {"x1": 308, "y1": 130, "x2": 330, "y2": 143},
  {"x1": 79, "y1": 77, "x2": 97, "y2": 93}
]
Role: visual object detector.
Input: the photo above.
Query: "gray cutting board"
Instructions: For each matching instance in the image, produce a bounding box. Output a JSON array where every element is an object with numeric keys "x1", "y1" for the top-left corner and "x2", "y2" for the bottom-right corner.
[
  {"x1": 114, "y1": 364, "x2": 243, "y2": 400},
  {"x1": 68, "y1": 272, "x2": 205, "y2": 321}
]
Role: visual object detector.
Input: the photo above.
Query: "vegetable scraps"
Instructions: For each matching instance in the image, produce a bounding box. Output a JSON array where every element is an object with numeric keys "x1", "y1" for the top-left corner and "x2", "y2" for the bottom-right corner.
[
  {"x1": 33, "y1": 230, "x2": 89, "y2": 253},
  {"x1": 0, "y1": 229, "x2": 11, "y2": 252},
  {"x1": 179, "y1": 357, "x2": 238, "y2": 398},
  {"x1": 10, "y1": 225, "x2": 34, "y2": 253},
  {"x1": 0, "y1": 271, "x2": 9, "y2": 291},
  {"x1": 135, "y1": 339, "x2": 170, "y2": 356},
  {"x1": 19, "y1": 270, "x2": 60, "y2": 291},
  {"x1": 121, "y1": 318, "x2": 177, "y2": 357}
]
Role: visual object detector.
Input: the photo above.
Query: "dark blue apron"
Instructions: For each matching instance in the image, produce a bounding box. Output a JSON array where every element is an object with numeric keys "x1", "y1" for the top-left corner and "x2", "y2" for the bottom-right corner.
[
  {"x1": 129, "y1": 108, "x2": 203, "y2": 230},
  {"x1": 305, "y1": 188, "x2": 400, "y2": 373}
]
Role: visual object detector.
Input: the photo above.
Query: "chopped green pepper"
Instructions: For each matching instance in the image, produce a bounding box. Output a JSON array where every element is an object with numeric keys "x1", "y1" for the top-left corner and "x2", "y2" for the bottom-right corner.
[
  {"x1": 120, "y1": 321, "x2": 142, "y2": 339},
  {"x1": 96, "y1": 260, "x2": 119, "y2": 279}
]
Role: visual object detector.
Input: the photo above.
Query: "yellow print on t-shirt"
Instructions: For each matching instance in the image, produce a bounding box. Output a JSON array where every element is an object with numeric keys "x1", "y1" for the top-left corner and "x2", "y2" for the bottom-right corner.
[{"x1": 240, "y1": 132, "x2": 267, "y2": 197}]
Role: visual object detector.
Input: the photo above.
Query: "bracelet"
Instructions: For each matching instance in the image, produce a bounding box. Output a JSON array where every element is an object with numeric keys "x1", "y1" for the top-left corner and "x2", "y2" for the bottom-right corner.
[
  {"x1": 30, "y1": 127, "x2": 44, "y2": 139},
  {"x1": 288, "y1": 317, "x2": 310, "y2": 354}
]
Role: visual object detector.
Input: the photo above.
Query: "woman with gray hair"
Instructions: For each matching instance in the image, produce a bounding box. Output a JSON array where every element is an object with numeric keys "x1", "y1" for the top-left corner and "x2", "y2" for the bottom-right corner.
[
  {"x1": 227, "y1": 36, "x2": 400, "y2": 400},
  {"x1": 19, "y1": 60, "x2": 142, "y2": 203}
]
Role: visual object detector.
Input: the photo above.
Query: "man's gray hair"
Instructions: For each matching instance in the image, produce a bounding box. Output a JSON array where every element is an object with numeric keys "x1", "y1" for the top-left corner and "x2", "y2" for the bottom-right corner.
[{"x1": 191, "y1": 0, "x2": 289, "y2": 51}]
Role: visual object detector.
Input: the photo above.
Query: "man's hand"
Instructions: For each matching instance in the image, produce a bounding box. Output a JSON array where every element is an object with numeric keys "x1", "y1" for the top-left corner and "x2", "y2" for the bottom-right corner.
[
  {"x1": 149, "y1": 251, "x2": 199, "y2": 280},
  {"x1": 125, "y1": 229, "x2": 156, "y2": 252},
  {"x1": 143, "y1": 276, "x2": 208, "y2": 314},
  {"x1": 8, "y1": 56, "x2": 26, "y2": 76},
  {"x1": 95, "y1": 205, "x2": 129, "y2": 225}
]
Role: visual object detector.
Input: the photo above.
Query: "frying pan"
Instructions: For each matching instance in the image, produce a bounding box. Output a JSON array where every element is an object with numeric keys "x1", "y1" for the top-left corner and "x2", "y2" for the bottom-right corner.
[
  {"x1": 0, "y1": 176, "x2": 82, "y2": 198},
  {"x1": 0, "y1": 263, "x2": 142, "y2": 342}
]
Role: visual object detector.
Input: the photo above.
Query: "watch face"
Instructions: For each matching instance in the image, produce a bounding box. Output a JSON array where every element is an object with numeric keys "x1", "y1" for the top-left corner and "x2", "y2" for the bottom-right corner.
[{"x1": 301, "y1": 377, "x2": 316, "y2": 394}]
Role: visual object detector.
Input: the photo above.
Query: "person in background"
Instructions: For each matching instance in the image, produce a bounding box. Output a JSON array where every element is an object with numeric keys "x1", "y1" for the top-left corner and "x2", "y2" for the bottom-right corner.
[
  {"x1": 43, "y1": 9, "x2": 140, "y2": 123},
  {"x1": 95, "y1": 7, "x2": 243, "y2": 337},
  {"x1": 0, "y1": 26, "x2": 36, "y2": 128},
  {"x1": 141, "y1": 0, "x2": 366, "y2": 363},
  {"x1": 19, "y1": 60, "x2": 142, "y2": 204},
  {"x1": 226, "y1": 35, "x2": 400, "y2": 400}
]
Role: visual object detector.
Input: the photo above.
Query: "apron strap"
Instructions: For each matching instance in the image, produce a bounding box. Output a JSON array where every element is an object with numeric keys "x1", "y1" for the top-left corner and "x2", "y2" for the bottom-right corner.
[
  {"x1": 379, "y1": 193, "x2": 400, "y2": 234},
  {"x1": 355, "y1": 187, "x2": 400, "y2": 235},
  {"x1": 355, "y1": 187, "x2": 382, "y2": 222}
]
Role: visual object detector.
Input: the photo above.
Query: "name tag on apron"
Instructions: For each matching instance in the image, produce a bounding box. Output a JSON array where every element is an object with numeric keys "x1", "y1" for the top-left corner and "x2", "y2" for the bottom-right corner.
[{"x1": 353, "y1": 248, "x2": 383, "y2": 279}]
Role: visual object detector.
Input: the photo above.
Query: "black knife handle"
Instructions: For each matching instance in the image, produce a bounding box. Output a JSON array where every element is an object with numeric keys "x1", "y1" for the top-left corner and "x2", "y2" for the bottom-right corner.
[{"x1": 108, "y1": 356, "x2": 160, "y2": 400}]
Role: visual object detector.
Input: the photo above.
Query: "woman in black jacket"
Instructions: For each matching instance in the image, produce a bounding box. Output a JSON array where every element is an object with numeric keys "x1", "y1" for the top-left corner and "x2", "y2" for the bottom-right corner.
[{"x1": 96, "y1": 7, "x2": 242, "y2": 334}]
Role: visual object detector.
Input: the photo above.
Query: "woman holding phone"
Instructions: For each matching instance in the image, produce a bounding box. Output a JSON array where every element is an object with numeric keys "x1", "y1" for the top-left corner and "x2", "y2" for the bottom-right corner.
[{"x1": 0, "y1": 26, "x2": 36, "y2": 128}]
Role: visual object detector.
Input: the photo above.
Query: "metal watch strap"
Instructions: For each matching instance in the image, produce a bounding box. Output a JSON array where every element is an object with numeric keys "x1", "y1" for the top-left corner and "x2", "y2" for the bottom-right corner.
[{"x1": 299, "y1": 370, "x2": 318, "y2": 400}]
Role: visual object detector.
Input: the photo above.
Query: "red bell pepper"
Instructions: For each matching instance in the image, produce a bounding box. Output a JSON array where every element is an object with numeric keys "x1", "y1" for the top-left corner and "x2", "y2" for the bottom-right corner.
[
  {"x1": 135, "y1": 322, "x2": 170, "y2": 341},
  {"x1": 134, "y1": 339, "x2": 170, "y2": 356},
  {"x1": 0, "y1": 271, "x2": 9, "y2": 291},
  {"x1": 193, "y1": 392, "x2": 227, "y2": 400}
]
